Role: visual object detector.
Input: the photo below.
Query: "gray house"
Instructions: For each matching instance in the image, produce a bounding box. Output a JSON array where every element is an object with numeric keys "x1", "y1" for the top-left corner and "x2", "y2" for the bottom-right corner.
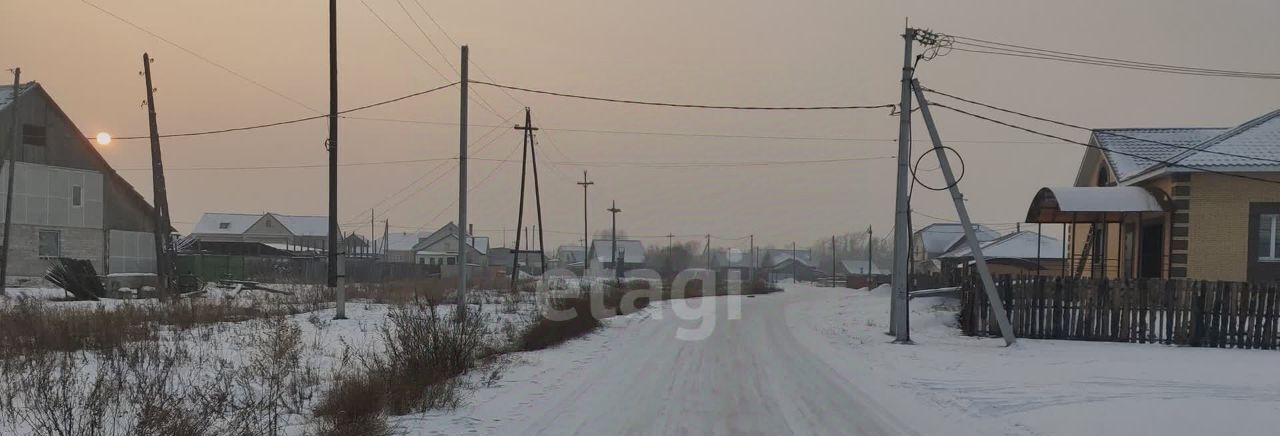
[
  {"x1": 0, "y1": 82, "x2": 163, "y2": 283},
  {"x1": 587, "y1": 239, "x2": 645, "y2": 277}
]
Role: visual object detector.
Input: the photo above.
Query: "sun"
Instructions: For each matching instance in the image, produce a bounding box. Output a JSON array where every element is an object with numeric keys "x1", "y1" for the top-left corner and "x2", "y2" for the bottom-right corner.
[{"x1": 95, "y1": 132, "x2": 111, "y2": 146}]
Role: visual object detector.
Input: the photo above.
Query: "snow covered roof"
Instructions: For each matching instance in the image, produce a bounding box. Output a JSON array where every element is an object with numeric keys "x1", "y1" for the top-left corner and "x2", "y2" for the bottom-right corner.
[
  {"x1": 557, "y1": 246, "x2": 587, "y2": 263},
  {"x1": 1093, "y1": 108, "x2": 1280, "y2": 183},
  {"x1": 469, "y1": 236, "x2": 489, "y2": 255},
  {"x1": 0, "y1": 82, "x2": 35, "y2": 112},
  {"x1": 712, "y1": 249, "x2": 754, "y2": 268},
  {"x1": 914, "y1": 224, "x2": 1001, "y2": 257},
  {"x1": 385, "y1": 232, "x2": 431, "y2": 251},
  {"x1": 1026, "y1": 186, "x2": 1168, "y2": 223},
  {"x1": 272, "y1": 214, "x2": 329, "y2": 237},
  {"x1": 840, "y1": 259, "x2": 889, "y2": 275},
  {"x1": 1093, "y1": 128, "x2": 1225, "y2": 182},
  {"x1": 938, "y1": 231, "x2": 1064, "y2": 260},
  {"x1": 590, "y1": 239, "x2": 645, "y2": 264},
  {"x1": 192, "y1": 213, "x2": 262, "y2": 235},
  {"x1": 763, "y1": 249, "x2": 812, "y2": 267}
]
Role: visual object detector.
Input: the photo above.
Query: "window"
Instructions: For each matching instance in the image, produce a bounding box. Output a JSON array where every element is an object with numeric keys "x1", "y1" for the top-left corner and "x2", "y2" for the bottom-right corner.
[
  {"x1": 38, "y1": 230, "x2": 61, "y2": 258},
  {"x1": 264, "y1": 220, "x2": 273, "y2": 228},
  {"x1": 218, "y1": 222, "x2": 230, "y2": 230},
  {"x1": 22, "y1": 124, "x2": 46, "y2": 146},
  {"x1": 447, "y1": 257, "x2": 456, "y2": 265},
  {"x1": 71, "y1": 186, "x2": 82, "y2": 207},
  {"x1": 1259, "y1": 214, "x2": 1279, "y2": 261}
]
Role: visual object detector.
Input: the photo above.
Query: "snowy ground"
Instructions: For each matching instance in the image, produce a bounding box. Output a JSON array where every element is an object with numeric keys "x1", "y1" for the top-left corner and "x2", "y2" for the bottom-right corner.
[{"x1": 401, "y1": 283, "x2": 1280, "y2": 436}]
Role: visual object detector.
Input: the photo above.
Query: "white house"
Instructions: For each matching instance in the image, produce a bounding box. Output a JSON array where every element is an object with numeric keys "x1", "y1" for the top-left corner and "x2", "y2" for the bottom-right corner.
[{"x1": 189, "y1": 212, "x2": 334, "y2": 252}]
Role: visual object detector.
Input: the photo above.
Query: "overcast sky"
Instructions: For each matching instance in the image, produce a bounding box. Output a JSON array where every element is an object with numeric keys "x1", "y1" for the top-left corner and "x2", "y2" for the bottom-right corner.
[{"x1": 3, "y1": 0, "x2": 1279, "y2": 250}]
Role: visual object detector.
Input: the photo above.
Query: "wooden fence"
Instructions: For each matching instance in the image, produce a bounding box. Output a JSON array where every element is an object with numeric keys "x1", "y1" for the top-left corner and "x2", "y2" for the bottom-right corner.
[
  {"x1": 959, "y1": 275, "x2": 1280, "y2": 350},
  {"x1": 177, "y1": 254, "x2": 441, "y2": 284}
]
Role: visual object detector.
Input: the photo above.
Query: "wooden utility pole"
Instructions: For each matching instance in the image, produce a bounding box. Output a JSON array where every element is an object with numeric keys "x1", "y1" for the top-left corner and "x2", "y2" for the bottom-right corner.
[
  {"x1": 608, "y1": 201, "x2": 622, "y2": 282},
  {"x1": 831, "y1": 235, "x2": 837, "y2": 283},
  {"x1": 0, "y1": 68, "x2": 19, "y2": 294},
  {"x1": 577, "y1": 171, "x2": 593, "y2": 253},
  {"x1": 142, "y1": 54, "x2": 175, "y2": 300},
  {"x1": 867, "y1": 226, "x2": 874, "y2": 289},
  {"x1": 456, "y1": 45, "x2": 469, "y2": 321},
  {"x1": 749, "y1": 234, "x2": 755, "y2": 283},
  {"x1": 705, "y1": 234, "x2": 711, "y2": 268}
]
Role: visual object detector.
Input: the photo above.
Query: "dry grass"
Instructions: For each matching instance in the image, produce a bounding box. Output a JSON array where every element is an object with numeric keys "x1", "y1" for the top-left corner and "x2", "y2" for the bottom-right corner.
[{"x1": 517, "y1": 295, "x2": 604, "y2": 352}]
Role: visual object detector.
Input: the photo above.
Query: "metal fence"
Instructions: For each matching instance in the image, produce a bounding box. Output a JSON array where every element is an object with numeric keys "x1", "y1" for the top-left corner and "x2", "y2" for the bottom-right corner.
[{"x1": 960, "y1": 275, "x2": 1280, "y2": 350}]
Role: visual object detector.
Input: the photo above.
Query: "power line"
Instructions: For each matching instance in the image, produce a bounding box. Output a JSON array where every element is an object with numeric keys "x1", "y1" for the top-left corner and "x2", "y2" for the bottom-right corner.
[
  {"x1": 341, "y1": 115, "x2": 1056, "y2": 144},
  {"x1": 472, "y1": 81, "x2": 897, "y2": 110},
  {"x1": 116, "y1": 157, "x2": 456, "y2": 172},
  {"x1": 923, "y1": 87, "x2": 1280, "y2": 166},
  {"x1": 950, "y1": 34, "x2": 1280, "y2": 79},
  {"x1": 77, "y1": 0, "x2": 322, "y2": 113},
  {"x1": 106, "y1": 82, "x2": 458, "y2": 140},
  {"x1": 927, "y1": 101, "x2": 1280, "y2": 187},
  {"x1": 475, "y1": 156, "x2": 896, "y2": 168}
]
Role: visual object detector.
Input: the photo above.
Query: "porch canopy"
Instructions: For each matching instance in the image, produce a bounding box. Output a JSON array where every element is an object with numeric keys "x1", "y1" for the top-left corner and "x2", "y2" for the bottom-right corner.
[{"x1": 1025, "y1": 186, "x2": 1169, "y2": 223}]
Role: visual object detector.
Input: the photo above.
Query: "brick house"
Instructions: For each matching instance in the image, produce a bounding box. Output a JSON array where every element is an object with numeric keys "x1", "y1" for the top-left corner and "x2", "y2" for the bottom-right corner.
[
  {"x1": 1025, "y1": 109, "x2": 1280, "y2": 282},
  {"x1": 0, "y1": 82, "x2": 163, "y2": 284}
]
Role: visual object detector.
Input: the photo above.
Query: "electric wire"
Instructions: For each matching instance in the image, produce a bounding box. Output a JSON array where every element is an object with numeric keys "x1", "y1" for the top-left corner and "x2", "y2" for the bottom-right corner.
[
  {"x1": 472, "y1": 81, "x2": 896, "y2": 111},
  {"x1": 949, "y1": 35, "x2": 1280, "y2": 79}
]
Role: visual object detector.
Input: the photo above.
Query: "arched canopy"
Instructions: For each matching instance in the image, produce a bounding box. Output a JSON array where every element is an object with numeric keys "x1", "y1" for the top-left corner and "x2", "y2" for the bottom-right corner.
[{"x1": 1025, "y1": 187, "x2": 1169, "y2": 223}]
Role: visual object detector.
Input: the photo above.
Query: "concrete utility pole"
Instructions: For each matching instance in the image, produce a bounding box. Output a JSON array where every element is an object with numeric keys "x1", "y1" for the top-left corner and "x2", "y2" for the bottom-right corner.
[
  {"x1": 890, "y1": 26, "x2": 918, "y2": 343},
  {"x1": 832, "y1": 235, "x2": 837, "y2": 284},
  {"x1": 913, "y1": 79, "x2": 1016, "y2": 346},
  {"x1": 0, "y1": 68, "x2": 19, "y2": 294},
  {"x1": 327, "y1": 0, "x2": 347, "y2": 320},
  {"x1": 142, "y1": 54, "x2": 174, "y2": 300},
  {"x1": 577, "y1": 171, "x2": 593, "y2": 252},
  {"x1": 456, "y1": 45, "x2": 470, "y2": 321},
  {"x1": 749, "y1": 234, "x2": 755, "y2": 283},
  {"x1": 608, "y1": 201, "x2": 621, "y2": 282},
  {"x1": 791, "y1": 242, "x2": 797, "y2": 282}
]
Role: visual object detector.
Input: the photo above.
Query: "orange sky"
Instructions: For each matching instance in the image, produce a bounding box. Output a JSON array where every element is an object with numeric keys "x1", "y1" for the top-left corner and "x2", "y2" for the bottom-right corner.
[{"x1": 3, "y1": 0, "x2": 1279, "y2": 249}]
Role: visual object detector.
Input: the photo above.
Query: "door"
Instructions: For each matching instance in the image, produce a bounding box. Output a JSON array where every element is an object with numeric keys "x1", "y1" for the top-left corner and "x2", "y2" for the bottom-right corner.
[{"x1": 1139, "y1": 222, "x2": 1163, "y2": 278}]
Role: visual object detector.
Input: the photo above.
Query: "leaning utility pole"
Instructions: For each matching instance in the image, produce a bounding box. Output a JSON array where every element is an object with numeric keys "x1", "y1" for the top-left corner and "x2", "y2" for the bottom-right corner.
[
  {"x1": 608, "y1": 201, "x2": 621, "y2": 282},
  {"x1": 577, "y1": 171, "x2": 593, "y2": 253},
  {"x1": 0, "y1": 68, "x2": 19, "y2": 294},
  {"x1": 890, "y1": 26, "x2": 918, "y2": 343},
  {"x1": 913, "y1": 79, "x2": 1016, "y2": 346},
  {"x1": 456, "y1": 45, "x2": 470, "y2": 321},
  {"x1": 142, "y1": 54, "x2": 174, "y2": 300}
]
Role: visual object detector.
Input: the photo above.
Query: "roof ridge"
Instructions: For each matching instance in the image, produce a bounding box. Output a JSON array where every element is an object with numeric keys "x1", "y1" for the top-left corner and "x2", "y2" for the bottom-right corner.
[{"x1": 1166, "y1": 108, "x2": 1280, "y2": 166}]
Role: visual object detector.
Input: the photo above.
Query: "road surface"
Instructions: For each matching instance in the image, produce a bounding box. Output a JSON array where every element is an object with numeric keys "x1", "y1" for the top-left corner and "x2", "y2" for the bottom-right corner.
[{"x1": 451, "y1": 290, "x2": 916, "y2": 435}]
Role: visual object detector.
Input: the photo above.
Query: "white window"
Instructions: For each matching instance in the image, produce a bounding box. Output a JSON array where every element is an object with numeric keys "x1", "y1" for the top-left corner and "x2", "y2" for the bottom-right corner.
[
  {"x1": 71, "y1": 186, "x2": 82, "y2": 207},
  {"x1": 1260, "y1": 214, "x2": 1280, "y2": 261},
  {"x1": 38, "y1": 230, "x2": 61, "y2": 258}
]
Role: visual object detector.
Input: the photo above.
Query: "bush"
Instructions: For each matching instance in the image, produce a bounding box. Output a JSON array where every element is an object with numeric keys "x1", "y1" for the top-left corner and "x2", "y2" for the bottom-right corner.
[
  {"x1": 517, "y1": 296, "x2": 602, "y2": 351},
  {"x1": 367, "y1": 303, "x2": 488, "y2": 414},
  {"x1": 312, "y1": 374, "x2": 389, "y2": 436}
]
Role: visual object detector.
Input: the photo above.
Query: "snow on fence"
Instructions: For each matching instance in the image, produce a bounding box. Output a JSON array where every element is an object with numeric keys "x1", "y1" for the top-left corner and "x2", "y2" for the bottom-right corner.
[{"x1": 960, "y1": 276, "x2": 1280, "y2": 350}]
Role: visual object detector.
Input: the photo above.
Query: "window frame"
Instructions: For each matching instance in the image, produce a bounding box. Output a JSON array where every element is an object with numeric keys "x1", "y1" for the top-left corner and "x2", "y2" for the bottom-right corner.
[
  {"x1": 71, "y1": 185, "x2": 83, "y2": 207},
  {"x1": 37, "y1": 229, "x2": 62, "y2": 258},
  {"x1": 22, "y1": 124, "x2": 47, "y2": 147},
  {"x1": 1260, "y1": 213, "x2": 1280, "y2": 262}
]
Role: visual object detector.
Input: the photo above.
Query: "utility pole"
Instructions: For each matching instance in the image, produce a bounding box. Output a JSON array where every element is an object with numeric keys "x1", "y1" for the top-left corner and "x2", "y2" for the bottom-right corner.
[
  {"x1": 913, "y1": 79, "x2": 1016, "y2": 346},
  {"x1": 749, "y1": 234, "x2": 755, "y2": 283},
  {"x1": 608, "y1": 201, "x2": 621, "y2": 282},
  {"x1": 577, "y1": 171, "x2": 593, "y2": 252},
  {"x1": 142, "y1": 54, "x2": 175, "y2": 301},
  {"x1": 456, "y1": 45, "x2": 470, "y2": 321},
  {"x1": 791, "y1": 242, "x2": 797, "y2": 283},
  {"x1": 370, "y1": 209, "x2": 375, "y2": 258},
  {"x1": 890, "y1": 26, "x2": 918, "y2": 342},
  {"x1": 327, "y1": 0, "x2": 347, "y2": 320},
  {"x1": 666, "y1": 233, "x2": 674, "y2": 251},
  {"x1": 526, "y1": 109, "x2": 546, "y2": 277},
  {"x1": 705, "y1": 234, "x2": 712, "y2": 268},
  {"x1": 0, "y1": 68, "x2": 19, "y2": 294},
  {"x1": 832, "y1": 235, "x2": 837, "y2": 284},
  {"x1": 867, "y1": 225, "x2": 874, "y2": 289}
]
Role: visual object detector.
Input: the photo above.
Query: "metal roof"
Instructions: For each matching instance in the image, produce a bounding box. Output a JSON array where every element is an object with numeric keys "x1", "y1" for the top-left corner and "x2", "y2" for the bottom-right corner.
[
  {"x1": 1026, "y1": 187, "x2": 1168, "y2": 223},
  {"x1": 913, "y1": 223, "x2": 1001, "y2": 256},
  {"x1": 938, "y1": 231, "x2": 1064, "y2": 260},
  {"x1": 191, "y1": 213, "x2": 263, "y2": 235}
]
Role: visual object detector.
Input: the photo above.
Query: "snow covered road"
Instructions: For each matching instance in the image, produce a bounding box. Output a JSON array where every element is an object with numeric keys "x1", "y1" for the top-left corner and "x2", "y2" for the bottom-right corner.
[{"x1": 415, "y1": 290, "x2": 914, "y2": 436}]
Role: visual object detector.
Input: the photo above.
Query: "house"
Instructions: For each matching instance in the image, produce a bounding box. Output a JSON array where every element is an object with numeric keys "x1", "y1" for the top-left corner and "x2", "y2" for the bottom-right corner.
[
  {"x1": 707, "y1": 247, "x2": 756, "y2": 279},
  {"x1": 0, "y1": 82, "x2": 165, "y2": 284},
  {"x1": 910, "y1": 223, "x2": 1001, "y2": 274},
  {"x1": 587, "y1": 239, "x2": 645, "y2": 277},
  {"x1": 1026, "y1": 108, "x2": 1280, "y2": 282},
  {"x1": 411, "y1": 222, "x2": 488, "y2": 275},
  {"x1": 756, "y1": 248, "x2": 821, "y2": 282},
  {"x1": 553, "y1": 245, "x2": 586, "y2": 271},
  {"x1": 189, "y1": 212, "x2": 333, "y2": 252},
  {"x1": 838, "y1": 259, "x2": 890, "y2": 276},
  {"x1": 935, "y1": 230, "x2": 1065, "y2": 277},
  {"x1": 382, "y1": 231, "x2": 432, "y2": 263}
]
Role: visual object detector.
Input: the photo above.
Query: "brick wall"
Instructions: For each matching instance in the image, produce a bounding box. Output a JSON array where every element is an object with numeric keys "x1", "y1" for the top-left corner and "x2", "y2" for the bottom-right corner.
[{"x1": 1186, "y1": 172, "x2": 1280, "y2": 281}]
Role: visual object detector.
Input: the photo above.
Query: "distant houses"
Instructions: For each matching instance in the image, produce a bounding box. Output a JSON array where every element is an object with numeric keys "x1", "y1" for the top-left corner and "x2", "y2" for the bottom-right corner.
[
  {"x1": 936, "y1": 230, "x2": 1064, "y2": 277},
  {"x1": 910, "y1": 223, "x2": 1002, "y2": 274},
  {"x1": 0, "y1": 82, "x2": 166, "y2": 284}
]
